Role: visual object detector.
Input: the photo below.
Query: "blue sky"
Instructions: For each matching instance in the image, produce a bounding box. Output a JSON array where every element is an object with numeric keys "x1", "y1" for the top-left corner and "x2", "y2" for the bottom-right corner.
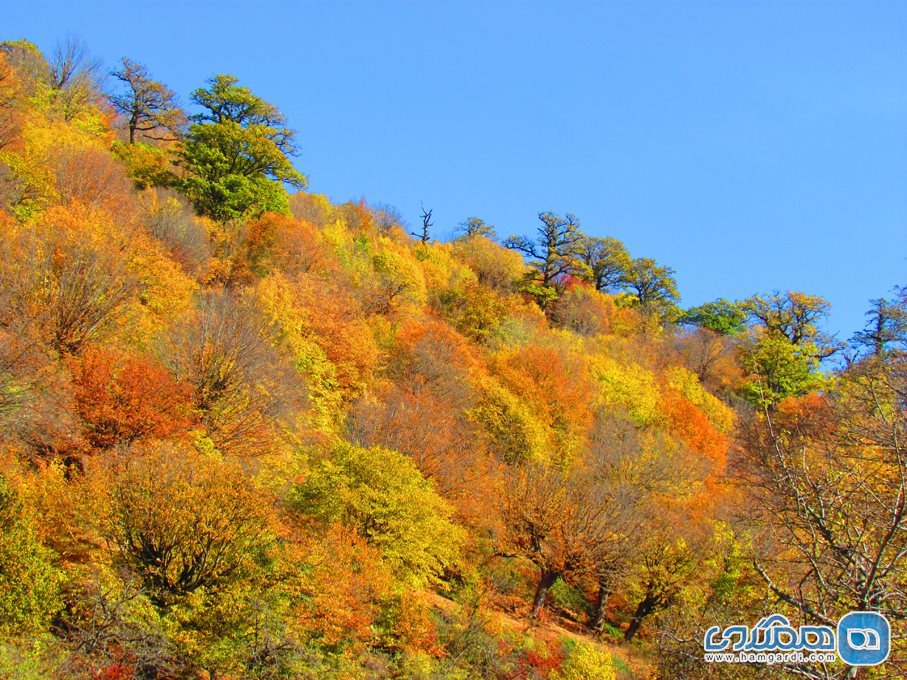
[{"x1": 5, "y1": 0, "x2": 906, "y2": 338}]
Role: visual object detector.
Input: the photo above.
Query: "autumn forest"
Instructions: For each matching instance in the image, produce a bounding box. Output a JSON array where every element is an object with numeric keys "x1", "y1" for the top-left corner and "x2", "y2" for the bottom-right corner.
[{"x1": 0, "y1": 37, "x2": 904, "y2": 679}]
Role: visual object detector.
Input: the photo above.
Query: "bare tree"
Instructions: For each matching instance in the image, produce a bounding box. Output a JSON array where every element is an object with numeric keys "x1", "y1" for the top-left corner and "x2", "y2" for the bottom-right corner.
[
  {"x1": 49, "y1": 36, "x2": 102, "y2": 121},
  {"x1": 165, "y1": 291, "x2": 306, "y2": 457},
  {"x1": 109, "y1": 58, "x2": 183, "y2": 143},
  {"x1": 737, "y1": 346, "x2": 907, "y2": 677},
  {"x1": 411, "y1": 202, "x2": 433, "y2": 243}
]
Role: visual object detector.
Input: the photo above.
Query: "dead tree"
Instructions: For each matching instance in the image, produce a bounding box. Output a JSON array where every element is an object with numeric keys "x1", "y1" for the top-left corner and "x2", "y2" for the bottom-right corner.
[{"x1": 411, "y1": 202, "x2": 433, "y2": 244}]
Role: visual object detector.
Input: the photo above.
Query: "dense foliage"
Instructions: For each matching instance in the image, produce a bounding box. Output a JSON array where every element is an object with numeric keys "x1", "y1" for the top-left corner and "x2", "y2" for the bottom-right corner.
[{"x1": 0, "y1": 37, "x2": 904, "y2": 679}]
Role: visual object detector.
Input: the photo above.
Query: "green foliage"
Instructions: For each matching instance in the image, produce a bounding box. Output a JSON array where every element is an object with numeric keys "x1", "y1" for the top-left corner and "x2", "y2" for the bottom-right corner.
[
  {"x1": 0, "y1": 32, "x2": 883, "y2": 679},
  {"x1": 680, "y1": 298, "x2": 746, "y2": 335},
  {"x1": 177, "y1": 74, "x2": 306, "y2": 221},
  {"x1": 295, "y1": 443, "x2": 464, "y2": 585},
  {"x1": 0, "y1": 477, "x2": 62, "y2": 637},
  {"x1": 740, "y1": 330, "x2": 824, "y2": 407},
  {"x1": 0, "y1": 637, "x2": 65, "y2": 680},
  {"x1": 623, "y1": 257, "x2": 680, "y2": 311},
  {"x1": 548, "y1": 578, "x2": 593, "y2": 616}
]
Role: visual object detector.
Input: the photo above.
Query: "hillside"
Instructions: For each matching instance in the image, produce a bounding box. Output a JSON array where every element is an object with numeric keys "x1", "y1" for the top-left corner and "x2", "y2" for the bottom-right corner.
[{"x1": 0, "y1": 38, "x2": 904, "y2": 679}]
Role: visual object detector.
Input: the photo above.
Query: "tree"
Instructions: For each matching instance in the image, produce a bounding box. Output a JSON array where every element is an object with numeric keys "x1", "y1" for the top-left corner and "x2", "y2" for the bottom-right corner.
[
  {"x1": 294, "y1": 443, "x2": 464, "y2": 586},
  {"x1": 48, "y1": 36, "x2": 102, "y2": 121},
  {"x1": 0, "y1": 205, "x2": 138, "y2": 356},
  {"x1": 0, "y1": 40, "x2": 50, "y2": 97},
  {"x1": 740, "y1": 291, "x2": 837, "y2": 407},
  {"x1": 110, "y1": 443, "x2": 276, "y2": 603},
  {"x1": 679, "y1": 298, "x2": 746, "y2": 336},
  {"x1": 456, "y1": 216, "x2": 496, "y2": 240},
  {"x1": 853, "y1": 287, "x2": 907, "y2": 358},
  {"x1": 505, "y1": 212, "x2": 588, "y2": 304},
  {"x1": 622, "y1": 257, "x2": 679, "y2": 308},
  {"x1": 165, "y1": 291, "x2": 304, "y2": 457},
  {"x1": 582, "y1": 413, "x2": 647, "y2": 632},
  {"x1": 0, "y1": 52, "x2": 21, "y2": 151},
  {"x1": 177, "y1": 74, "x2": 307, "y2": 221},
  {"x1": 68, "y1": 345, "x2": 195, "y2": 449},
  {"x1": 109, "y1": 58, "x2": 182, "y2": 144},
  {"x1": 622, "y1": 525, "x2": 710, "y2": 642},
  {"x1": 0, "y1": 476, "x2": 62, "y2": 636},
  {"x1": 549, "y1": 286, "x2": 616, "y2": 337},
  {"x1": 739, "y1": 349, "x2": 907, "y2": 674},
  {"x1": 411, "y1": 202, "x2": 433, "y2": 243},
  {"x1": 576, "y1": 235, "x2": 630, "y2": 292},
  {"x1": 740, "y1": 330, "x2": 823, "y2": 407},
  {"x1": 499, "y1": 463, "x2": 613, "y2": 619},
  {"x1": 742, "y1": 291, "x2": 837, "y2": 356}
]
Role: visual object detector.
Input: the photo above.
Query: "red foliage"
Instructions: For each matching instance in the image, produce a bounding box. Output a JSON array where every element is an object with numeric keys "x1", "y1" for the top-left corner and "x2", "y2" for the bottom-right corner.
[
  {"x1": 508, "y1": 639, "x2": 566, "y2": 679},
  {"x1": 69, "y1": 345, "x2": 195, "y2": 449}
]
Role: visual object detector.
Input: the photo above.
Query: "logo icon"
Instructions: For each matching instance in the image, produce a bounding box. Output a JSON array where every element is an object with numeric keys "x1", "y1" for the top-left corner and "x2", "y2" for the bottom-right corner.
[{"x1": 837, "y1": 612, "x2": 890, "y2": 666}]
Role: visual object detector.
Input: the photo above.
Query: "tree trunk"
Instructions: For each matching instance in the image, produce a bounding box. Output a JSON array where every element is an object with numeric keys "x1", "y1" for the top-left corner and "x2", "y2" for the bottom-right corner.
[
  {"x1": 624, "y1": 594, "x2": 658, "y2": 642},
  {"x1": 589, "y1": 580, "x2": 612, "y2": 631},
  {"x1": 530, "y1": 570, "x2": 559, "y2": 619}
]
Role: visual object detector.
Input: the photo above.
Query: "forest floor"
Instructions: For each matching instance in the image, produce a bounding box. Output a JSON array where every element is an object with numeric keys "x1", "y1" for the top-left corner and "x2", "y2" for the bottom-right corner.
[{"x1": 424, "y1": 592, "x2": 657, "y2": 678}]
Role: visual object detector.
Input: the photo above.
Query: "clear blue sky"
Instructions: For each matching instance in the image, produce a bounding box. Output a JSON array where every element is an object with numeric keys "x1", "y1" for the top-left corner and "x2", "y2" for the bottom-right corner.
[{"x1": 5, "y1": 0, "x2": 906, "y2": 338}]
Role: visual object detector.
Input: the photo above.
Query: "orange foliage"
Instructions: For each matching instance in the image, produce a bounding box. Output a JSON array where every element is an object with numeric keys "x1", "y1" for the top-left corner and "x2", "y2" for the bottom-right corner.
[
  {"x1": 774, "y1": 392, "x2": 831, "y2": 434},
  {"x1": 50, "y1": 144, "x2": 136, "y2": 217},
  {"x1": 68, "y1": 345, "x2": 195, "y2": 449},
  {"x1": 661, "y1": 389, "x2": 728, "y2": 471},
  {"x1": 297, "y1": 525, "x2": 390, "y2": 653},
  {"x1": 239, "y1": 212, "x2": 333, "y2": 281},
  {"x1": 392, "y1": 316, "x2": 484, "y2": 381},
  {"x1": 336, "y1": 198, "x2": 376, "y2": 233},
  {"x1": 291, "y1": 274, "x2": 378, "y2": 395},
  {"x1": 492, "y1": 344, "x2": 594, "y2": 460}
]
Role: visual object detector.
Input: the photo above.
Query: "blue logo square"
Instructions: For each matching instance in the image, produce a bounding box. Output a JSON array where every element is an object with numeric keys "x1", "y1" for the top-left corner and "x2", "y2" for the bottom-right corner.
[{"x1": 837, "y1": 611, "x2": 890, "y2": 666}]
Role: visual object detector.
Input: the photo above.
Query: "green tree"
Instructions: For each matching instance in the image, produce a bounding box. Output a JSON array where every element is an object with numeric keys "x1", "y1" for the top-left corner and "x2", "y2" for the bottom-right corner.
[
  {"x1": 680, "y1": 298, "x2": 746, "y2": 336},
  {"x1": 739, "y1": 291, "x2": 837, "y2": 407},
  {"x1": 177, "y1": 74, "x2": 307, "y2": 221},
  {"x1": 740, "y1": 330, "x2": 824, "y2": 407}
]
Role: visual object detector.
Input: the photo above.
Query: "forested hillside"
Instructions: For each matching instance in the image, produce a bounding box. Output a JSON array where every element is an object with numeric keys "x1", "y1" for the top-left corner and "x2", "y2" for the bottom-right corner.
[{"x1": 0, "y1": 38, "x2": 904, "y2": 679}]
